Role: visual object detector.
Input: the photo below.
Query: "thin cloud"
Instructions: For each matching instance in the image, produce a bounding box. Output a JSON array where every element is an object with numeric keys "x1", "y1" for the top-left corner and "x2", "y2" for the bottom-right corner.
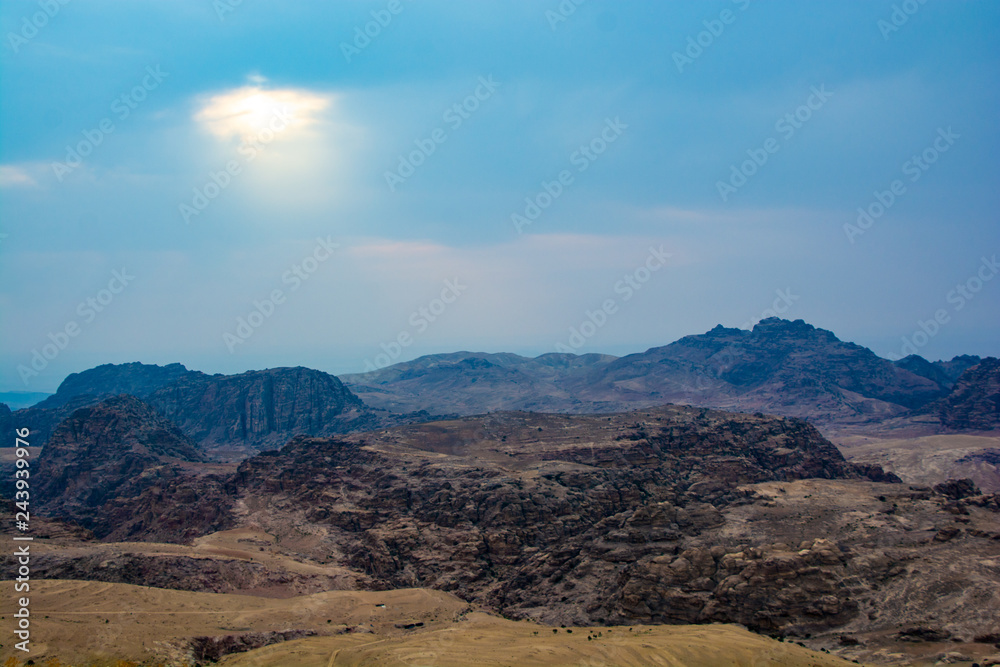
[{"x1": 0, "y1": 165, "x2": 38, "y2": 188}]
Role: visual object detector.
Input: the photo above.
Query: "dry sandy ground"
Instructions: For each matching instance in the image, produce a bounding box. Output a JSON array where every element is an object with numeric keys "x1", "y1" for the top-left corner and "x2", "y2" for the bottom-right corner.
[
  {"x1": 0, "y1": 580, "x2": 860, "y2": 667},
  {"x1": 222, "y1": 613, "x2": 858, "y2": 667},
  {"x1": 833, "y1": 433, "x2": 1000, "y2": 492}
]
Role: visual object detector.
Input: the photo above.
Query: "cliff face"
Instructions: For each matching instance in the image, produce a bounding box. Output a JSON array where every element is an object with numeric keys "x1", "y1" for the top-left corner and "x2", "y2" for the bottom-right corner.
[
  {"x1": 11, "y1": 363, "x2": 394, "y2": 458},
  {"x1": 144, "y1": 366, "x2": 377, "y2": 458}
]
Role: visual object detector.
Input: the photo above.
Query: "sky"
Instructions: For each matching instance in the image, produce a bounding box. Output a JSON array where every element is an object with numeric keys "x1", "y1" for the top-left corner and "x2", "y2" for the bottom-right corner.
[{"x1": 1, "y1": 0, "x2": 998, "y2": 392}]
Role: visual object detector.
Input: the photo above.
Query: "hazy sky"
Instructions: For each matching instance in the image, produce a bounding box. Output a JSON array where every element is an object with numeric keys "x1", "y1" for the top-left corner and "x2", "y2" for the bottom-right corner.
[{"x1": 1, "y1": 0, "x2": 998, "y2": 392}]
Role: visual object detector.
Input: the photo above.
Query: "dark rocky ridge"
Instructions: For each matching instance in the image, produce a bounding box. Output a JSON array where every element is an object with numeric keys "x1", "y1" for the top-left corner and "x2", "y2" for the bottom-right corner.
[
  {"x1": 33, "y1": 361, "x2": 195, "y2": 410},
  {"x1": 345, "y1": 318, "x2": 956, "y2": 429},
  {"x1": 11, "y1": 363, "x2": 423, "y2": 458},
  {"x1": 922, "y1": 357, "x2": 1000, "y2": 431},
  {"x1": 144, "y1": 366, "x2": 379, "y2": 458},
  {"x1": 0, "y1": 402, "x2": 12, "y2": 446}
]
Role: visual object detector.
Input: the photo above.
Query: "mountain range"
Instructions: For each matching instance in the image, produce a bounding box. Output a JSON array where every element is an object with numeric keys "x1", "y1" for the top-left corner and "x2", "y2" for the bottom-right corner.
[
  {"x1": 3, "y1": 319, "x2": 997, "y2": 462},
  {"x1": 342, "y1": 319, "x2": 993, "y2": 432},
  {"x1": 2, "y1": 317, "x2": 999, "y2": 665}
]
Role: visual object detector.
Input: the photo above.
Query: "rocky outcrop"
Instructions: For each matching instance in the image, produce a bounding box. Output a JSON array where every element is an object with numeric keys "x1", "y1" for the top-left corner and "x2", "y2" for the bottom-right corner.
[
  {"x1": 894, "y1": 355, "x2": 959, "y2": 389},
  {"x1": 10, "y1": 362, "x2": 198, "y2": 449},
  {"x1": 34, "y1": 395, "x2": 217, "y2": 537},
  {"x1": 23, "y1": 551, "x2": 340, "y2": 596},
  {"x1": 925, "y1": 358, "x2": 1000, "y2": 431},
  {"x1": 212, "y1": 406, "x2": 898, "y2": 635},
  {"x1": 33, "y1": 362, "x2": 195, "y2": 410},
  {"x1": 144, "y1": 366, "x2": 381, "y2": 457},
  {"x1": 11, "y1": 363, "x2": 421, "y2": 458},
  {"x1": 189, "y1": 630, "x2": 317, "y2": 663}
]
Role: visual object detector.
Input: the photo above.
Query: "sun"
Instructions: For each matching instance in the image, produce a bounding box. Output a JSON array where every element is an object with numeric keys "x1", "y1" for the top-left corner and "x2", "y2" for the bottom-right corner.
[{"x1": 194, "y1": 79, "x2": 332, "y2": 142}]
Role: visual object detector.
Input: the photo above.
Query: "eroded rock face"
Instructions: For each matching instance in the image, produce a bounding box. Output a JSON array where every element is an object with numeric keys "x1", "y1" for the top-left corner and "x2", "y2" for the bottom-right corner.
[
  {"x1": 144, "y1": 366, "x2": 378, "y2": 457},
  {"x1": 33, "y1": 395, "x2": 227, "y2": 538},
  {"x1": 930, "y1": 358, "x2": 1000, "y2": 431},
  {"x1": 12, "y1": 363, "x2": 414, "y2": 458}
]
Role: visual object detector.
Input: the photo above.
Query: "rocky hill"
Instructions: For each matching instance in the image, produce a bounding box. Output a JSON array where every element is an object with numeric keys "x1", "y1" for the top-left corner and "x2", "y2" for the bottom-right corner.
[
  {"x1": 894, "y1": 354, "x2": 981, "y2": 390},
  {"x1": 142, "y1": 366, "x2": 382, "y2": 458},
  {"x1": 9, "y1": 363, "x2": 421, "y2": 458},
  {"x1": 345, "y1": 319, "x2": 950, "y2": 428},
  {"x1": 346, "y1": 351, "x2": 617, "y2": 414},
  {"x1": 10, "y1": 362, "x2": 200, "y2": 449},
  {"x1": 0, "y1": 402, "x2": 11, "y2": 445},
  {"x1": 33, "y1": 395, "x2": 229, "y2": 539},
  {"x1": 923, "y1": 357, "x2": 1000, "y2": 431},
  {"x1": 33, "y1": 361, "x2": 196, "y2": 410}
]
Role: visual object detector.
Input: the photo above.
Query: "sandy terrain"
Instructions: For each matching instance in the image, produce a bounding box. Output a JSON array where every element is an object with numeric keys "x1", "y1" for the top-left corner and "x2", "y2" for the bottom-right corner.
[
  {"x1": 834, "y1": 433, "x2": 1000, "y2": 492},
  {"x1": 0, "y1": 580, "x2": 861, "y2": 667}
]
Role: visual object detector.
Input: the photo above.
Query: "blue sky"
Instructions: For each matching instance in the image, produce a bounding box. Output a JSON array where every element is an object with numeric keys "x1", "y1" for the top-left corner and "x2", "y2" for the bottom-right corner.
[{"x1": 1, "y1": 0, "x2": 998, "y2": 392}]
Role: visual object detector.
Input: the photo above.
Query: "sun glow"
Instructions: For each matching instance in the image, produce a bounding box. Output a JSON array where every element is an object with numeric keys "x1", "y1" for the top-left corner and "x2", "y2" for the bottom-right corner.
[{"x1": 194, "y1": 81, "x2": 332, "y2": 142}]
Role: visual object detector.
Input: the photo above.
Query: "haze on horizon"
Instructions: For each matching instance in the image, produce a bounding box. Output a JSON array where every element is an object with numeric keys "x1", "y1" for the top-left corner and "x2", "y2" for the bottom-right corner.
[{"x1": 1, "y1": 0, "x2": 998, "y2": 393}]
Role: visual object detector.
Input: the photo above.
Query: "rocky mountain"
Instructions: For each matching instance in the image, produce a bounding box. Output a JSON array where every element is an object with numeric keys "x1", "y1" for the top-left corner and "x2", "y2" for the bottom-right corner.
[
  {"x1": 142, "y1": 366, "x2": 382, "y2": 459},
  {"x1": 33, "y1": 395, "x2": 225, "y2": 538},
  {"x1": 17, "y1": 404, "x2": 1000, "y2": 659},
  {"x1": 33, "y1": 361, "x2": 196, "y2": 410},
  {"x1": 345, "y1": 319, "x2": 949, "y2": 428},
  {"x1": 10, "y1": 362, "x2": 199, "y2": 449},
  {"x1": 894, "y1": 354, "x2": 982, "y2": 390},
  {"x1": 9, "y1": 363, "x2": 422, "y2": 458},
  {"x1": 923, "y1": 357, "x2": 1000, "y2": 431},
  {"x1": 345, "y1": 351, "x2": 617, "y2": 414}
]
